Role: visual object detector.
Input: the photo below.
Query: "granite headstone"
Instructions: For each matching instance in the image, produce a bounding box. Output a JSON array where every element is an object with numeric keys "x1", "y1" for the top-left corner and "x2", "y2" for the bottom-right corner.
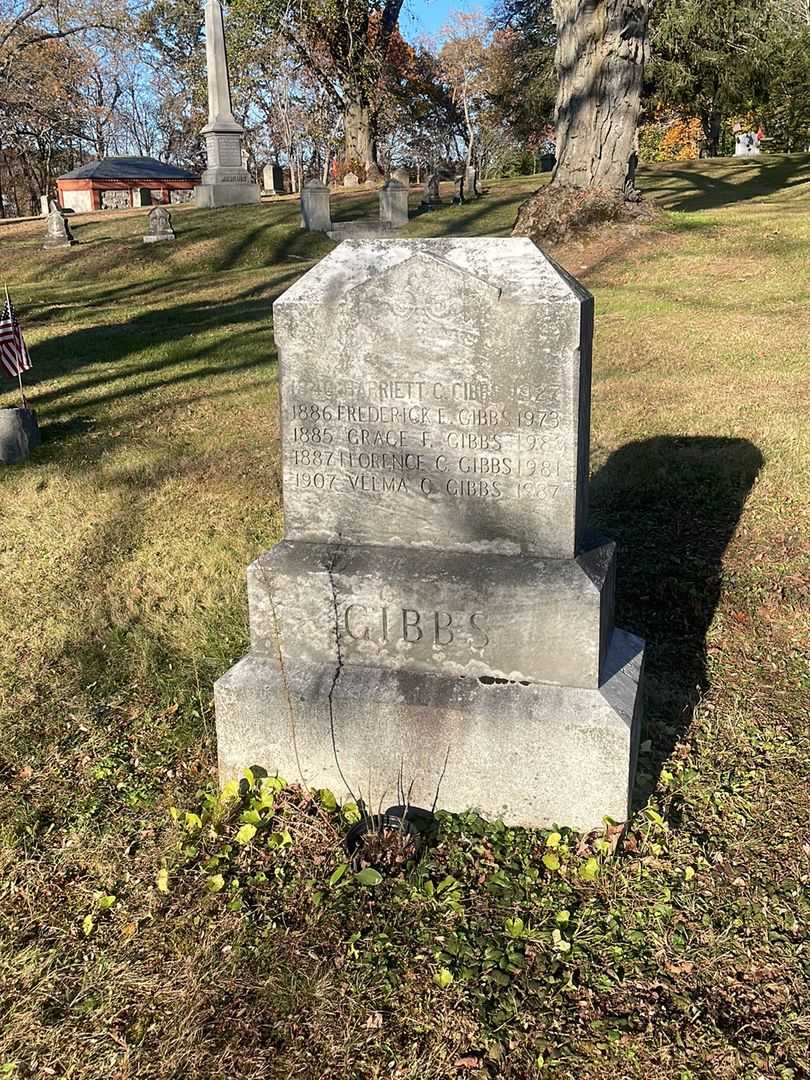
[
  {"x1": 379, "y1": 179, "x2": 408, "y2": 228},
  {"x1": 421, "y1": 171, "x2": 442, "y2": 210},
  {"x1": 300, "y1": 179, "x2": 332, "y2": 231},
  {"x1": 143, "y1": 205, "x2": 176, "y2": 243},
  {"x1": 215, "y1": 238, "x2": 645, "y2": 830},
  {"x1": 43, "y1": 202, "x2": 76, "y2": 248}
]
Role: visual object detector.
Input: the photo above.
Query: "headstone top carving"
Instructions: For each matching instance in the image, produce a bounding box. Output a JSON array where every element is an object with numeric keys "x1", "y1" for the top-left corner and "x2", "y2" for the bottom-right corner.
[
  {"x1": 43, "y1": 204, "x2": 76, "y2": 248},
  {"x1": 421, "y1": 171, "x2": 442, "y2": 208},
  {"x1": 143, "y1": 205, "x2": 176, "y2": 243},
  {"x1": 274, "y1": 238, "x2": 592, "y2": 558}
]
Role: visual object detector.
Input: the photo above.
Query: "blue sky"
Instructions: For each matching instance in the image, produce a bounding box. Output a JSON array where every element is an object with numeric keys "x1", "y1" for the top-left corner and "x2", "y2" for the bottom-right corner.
[{"x1": 400, "y1": 0, "x2": 487, "y2": 41}]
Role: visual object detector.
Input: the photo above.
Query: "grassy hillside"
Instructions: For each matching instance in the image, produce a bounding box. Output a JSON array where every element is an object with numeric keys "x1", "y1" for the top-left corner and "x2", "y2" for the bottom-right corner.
[{"x1": 0, "y1": 158, "x2": 808, "y2": 1079}]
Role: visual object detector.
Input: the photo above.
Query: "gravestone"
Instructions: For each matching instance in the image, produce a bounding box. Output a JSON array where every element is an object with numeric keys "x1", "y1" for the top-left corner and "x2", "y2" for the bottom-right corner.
[
  {"x1": 421, "y1": 171, "x2": 442, "y2": 210},
  {"x1": 343, "y1": 172, "x2": 359, "y2": 188},
  {"x1": 379, "y1": 179, "x2": 408, "y2": 228},
  {"x1": 40, "y1": 195, "x2": 50, "y2": 217},
  {"x1": 263, "y1": 163, "x2": 283, "y2": 194},
  {"x1": 43, "y1": 202, "x2": 77, "y2": 248},
  {"x1": 392, "y1": 167, "x2": 410, "y2": 187},
  {"x1": 215, "y1": 238, "x2": 644, "y2": 831},
  {"x1": 300, "y1": 179, "x2": 332, "y2": 232},
  {"x1": 0, "y1": 408, "x2": 40, "y2": 465},
  {"x1": 143, "y1": 205, "x2": 176, "y2": 243}
]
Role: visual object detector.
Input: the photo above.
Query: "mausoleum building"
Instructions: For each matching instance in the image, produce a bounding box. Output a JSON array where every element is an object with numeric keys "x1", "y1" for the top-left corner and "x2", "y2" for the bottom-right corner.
[{"x1": 57, "y1": 157, "x2": 200, "y2": 213}]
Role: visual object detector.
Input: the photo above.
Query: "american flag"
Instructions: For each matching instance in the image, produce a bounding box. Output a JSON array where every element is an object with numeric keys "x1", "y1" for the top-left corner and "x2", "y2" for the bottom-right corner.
[{"x1": 0, "y1": 287, "x2": 32, "y2": 380}]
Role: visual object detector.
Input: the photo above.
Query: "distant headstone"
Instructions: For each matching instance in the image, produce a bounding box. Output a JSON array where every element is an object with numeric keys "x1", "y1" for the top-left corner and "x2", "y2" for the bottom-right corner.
[
  {"x1": 214, "y1": 238, "x2": 645, "y2": 832},
  {"x1": 263, "y1": 163, "x2": 283, "y2": 194},
  {"x1": 379, "y1": 179, "x2": 408, "y2": 229},
  {"x1": 0, "y1": 408, "x2": 40, "y2": 465},
  {"x1": 343, "y1": 171, "x2": 359, "y2": 188},
  {"x1": 392, "y1": 167, "x2": 410, "y2": 187},
  {"x1": 143, "y1": 205, "x2": 176, "y2": 243},
  {"x1": 40, "y1": 195, "x2": 50, "y2": 217},
  {"x1": 420, "y1": 171, "x2": 442, "y2": 210},
  {"x1": 43, "y1": 203, "x2": 76, "y2": 248},
  {"x1": 300, "y1": 179, "x2": 332, "y2": 231}
]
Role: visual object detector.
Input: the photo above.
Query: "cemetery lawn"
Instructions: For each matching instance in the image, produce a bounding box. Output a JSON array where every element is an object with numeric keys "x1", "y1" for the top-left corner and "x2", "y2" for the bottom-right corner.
[{"x1": 1, "y1": 156, "x2": 808, "y2": 1079}]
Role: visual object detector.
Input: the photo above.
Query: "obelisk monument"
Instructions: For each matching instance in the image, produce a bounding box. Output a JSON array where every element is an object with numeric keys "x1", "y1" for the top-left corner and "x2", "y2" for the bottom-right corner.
[{"x1": 196, "y1": 0, "x2": 260, "y2": 208}]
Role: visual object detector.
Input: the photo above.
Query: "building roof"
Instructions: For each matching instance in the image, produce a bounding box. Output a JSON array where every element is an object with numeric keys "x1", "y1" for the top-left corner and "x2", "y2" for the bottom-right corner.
[{"x1": 59, "y1": 156, "x2": 199, "y2": 181}]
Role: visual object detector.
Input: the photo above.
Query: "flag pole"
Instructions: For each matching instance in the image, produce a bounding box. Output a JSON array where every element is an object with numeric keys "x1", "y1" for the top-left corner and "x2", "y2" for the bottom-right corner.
[{"x1": 4, "y1": 282, "x2": 28, "y2": 410}]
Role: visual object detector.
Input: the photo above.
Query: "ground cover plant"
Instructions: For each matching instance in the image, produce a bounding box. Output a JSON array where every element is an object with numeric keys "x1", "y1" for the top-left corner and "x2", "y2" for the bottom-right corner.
[{"x1": 0, "y1": 157, "x2": 809, "y2": 1079}]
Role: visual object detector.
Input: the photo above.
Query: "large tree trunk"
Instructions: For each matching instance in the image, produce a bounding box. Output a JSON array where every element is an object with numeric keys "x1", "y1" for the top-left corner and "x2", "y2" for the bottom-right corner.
[
  {"x1": 514, "y1": 0, "x2": 651, "y2": 242},
  {"x1": 552, "y1": 0, "x2": 650, "y2": 192},
  {"x1": 344, "y1": 98, "x2": 381, "y2": 183}
]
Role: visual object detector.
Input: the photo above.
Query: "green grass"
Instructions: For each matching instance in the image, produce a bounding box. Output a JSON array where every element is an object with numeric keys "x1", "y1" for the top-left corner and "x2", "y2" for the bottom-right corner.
[{"x1": 0, "y1": 157, "x2": 809, "y2": 1079}]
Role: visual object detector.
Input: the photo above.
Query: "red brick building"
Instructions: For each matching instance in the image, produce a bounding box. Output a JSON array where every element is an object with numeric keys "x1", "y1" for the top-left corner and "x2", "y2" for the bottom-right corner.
[{"x1": 57, "y1": 157, "x2": 200, "y2": 213}]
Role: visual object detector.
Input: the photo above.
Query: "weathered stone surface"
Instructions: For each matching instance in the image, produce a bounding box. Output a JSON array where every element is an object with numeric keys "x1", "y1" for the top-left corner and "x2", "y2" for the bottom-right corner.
[
  {"x1": 343, "y1": 171, "x2": 359, "y2": 188},
  {"x1": 0, "y1": 407, "x2": 40, "y2": 464},
  {"x1": 421, "y1": 172, "x2": 442, "y2": 208},
  {"x1": 196, "y1": 0, "x2": 260, "y2": 207},
  {"x1": 392, "y1": 167, "x2": 410, "y2": 187},
  {"x1": 379, "y1": 179, "x2": 409, "y2": 228},
  {"x1": 274, "y1": 238, "x2": 592, "y2": 559},
  {"x1": 43, "y1": 204, "x2": 76, "y2": 248},
  {"x1": 214, "y1": 629, "x2": 643, "y2": 832},
  {"x1": 215, "y1": 235, "x2": 645, "y2": 830},
  {"x1": 300, "y1": 179, "x2": 332, "y2": 231},
  {"x1": 263, "y1": 163, "x2": 283, "y2": 193},
  {"x1": 246, "y1": 534, "x2": 615, "y2": 688},
  {"x1": 143, "y1": 205, "x2": 175, "y2": 243}
]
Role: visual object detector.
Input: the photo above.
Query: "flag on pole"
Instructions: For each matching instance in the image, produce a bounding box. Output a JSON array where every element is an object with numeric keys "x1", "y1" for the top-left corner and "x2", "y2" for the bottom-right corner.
[{"x1": 0, "y1": 287, "x2": 32, "y2": 381}]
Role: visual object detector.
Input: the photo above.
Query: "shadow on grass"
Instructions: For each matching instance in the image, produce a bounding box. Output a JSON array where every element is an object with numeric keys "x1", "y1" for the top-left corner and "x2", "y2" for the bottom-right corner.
[
  {"x1": 643, "y1": 154, "x2": 810, "y2": 212},
  {"x1": 24, "y1": 266, "x2": 302, "y2": 407},
  {"x1": 588, "y1": 436, "x2": 764, "y2": 811}
]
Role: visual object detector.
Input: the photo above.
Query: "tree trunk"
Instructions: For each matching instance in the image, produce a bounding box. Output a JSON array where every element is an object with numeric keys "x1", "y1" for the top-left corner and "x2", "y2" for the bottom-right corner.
[
  {"x1": 551, "y1": 0, "x2": 650, "y2": 193},
  {"x1": 700, "y1": 108, "x2": 722, "y2": 157},
  {"x1": 344, "y1": 98, "x2": 381, "y2": 182}
]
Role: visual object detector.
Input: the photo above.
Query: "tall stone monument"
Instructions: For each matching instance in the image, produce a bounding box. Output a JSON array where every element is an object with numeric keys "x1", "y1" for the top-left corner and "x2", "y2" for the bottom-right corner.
[
  {"x1": 215, "y1": 238, "x2": 644, "y2": 831},
  {"x1": 196, "y1": 0, "x2": 260, "y2": 208}
]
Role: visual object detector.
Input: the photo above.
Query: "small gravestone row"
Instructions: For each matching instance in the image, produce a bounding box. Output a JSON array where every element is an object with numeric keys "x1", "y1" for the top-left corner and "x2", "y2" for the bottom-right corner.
[
  {"x1": 300, "y1": 166, "x2": 483, "y2": 235},
  {"x1": 42, "y1": 201, "x2": 175, "y2": 250},
  {"x1": 300, "y1": 179, "x2": 410, "y2": 237}
]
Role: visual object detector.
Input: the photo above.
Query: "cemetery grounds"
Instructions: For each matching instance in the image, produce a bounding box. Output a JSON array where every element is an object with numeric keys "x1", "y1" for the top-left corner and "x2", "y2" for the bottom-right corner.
[{"x1": 0, "y1": 156, "x2": 808, "y2": 1079}]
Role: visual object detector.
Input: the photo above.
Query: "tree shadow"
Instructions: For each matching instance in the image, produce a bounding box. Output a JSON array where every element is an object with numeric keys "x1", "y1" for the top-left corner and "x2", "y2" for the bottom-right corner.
[
  {"x1": 642, "y1": 154, "x2": 810, "y2": 212},
  {"x1": 588, "y1": 436, "x2": 764, "y2": 809}
]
